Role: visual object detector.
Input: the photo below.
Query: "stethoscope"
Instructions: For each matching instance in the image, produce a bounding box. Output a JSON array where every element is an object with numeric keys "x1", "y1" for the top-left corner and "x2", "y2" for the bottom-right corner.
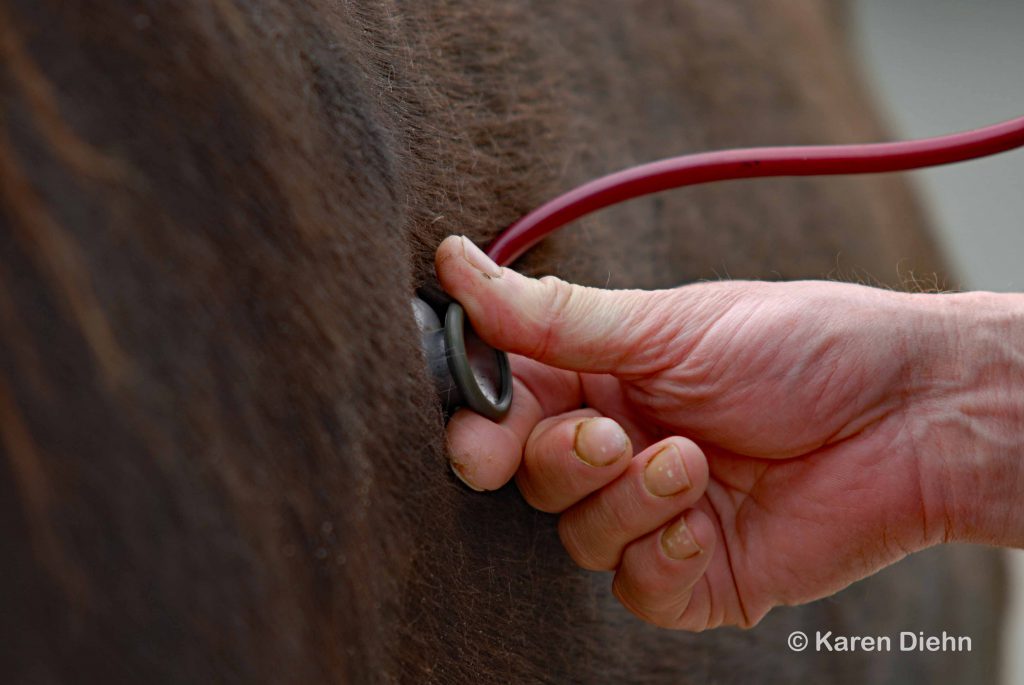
[{"x1": 414, "y1": 115, "x2": 1024, "y2": 422}]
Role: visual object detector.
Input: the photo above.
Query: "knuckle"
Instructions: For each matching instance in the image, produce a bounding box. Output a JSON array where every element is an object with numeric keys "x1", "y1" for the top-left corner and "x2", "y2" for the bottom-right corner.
[
  {"x1": 648, "y1": 611, "x2": 683, "y2": 630},
  {"x1": 522, "y1": 490, "x2": 561, "y2": 514},
  {"x1": 611, "y1": 575, "x2": 644, "y2": 618},
  {"x1": 612, "y1": 575, "x2": 669, "y2": 628},
  {"x1": 662, "y1": 610, "x2": 700, "y2": 631},
  {"x1": 520, "y1": 427, "x2": 557, "y2": 478},
  {"x1": 530, "y1": 276, "x2": 577, "y2": 359},
  {"x1": 557, "y1": 511, "x2": 615, "y2": 571},
  {"x1": 735, "y1": 605, "x2": 768, "y2": 630},
  {"x1": 538, "y1": 275, "x2": 574, "y2": 312},
  {"x1": 513, "y1": 472, "x2": 551, "y2": 512},
  {"x1": 625, "y1": 585, "x2": 696, "y2": 631},
  {"x1": 514, "y1": 467, "x2": 568, "y2": 513},
  {"x1": 522, "y1": 415, "x2": 564, "y2": 462},
  {"x1": 539, "y1": 276, "x2": 575, "y2": 322},
  {"x1": 533, "y1": 500, "x2": 564, "y2": 515},
  {"x1": 668, "y1": 593, "x2": 707, "y2": 632}
]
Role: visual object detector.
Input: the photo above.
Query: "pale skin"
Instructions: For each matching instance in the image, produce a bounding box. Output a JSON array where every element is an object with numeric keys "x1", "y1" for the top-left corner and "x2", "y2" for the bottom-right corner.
[{"x1": 436, "y1": 235, "x2": 1024, "y2": 631}]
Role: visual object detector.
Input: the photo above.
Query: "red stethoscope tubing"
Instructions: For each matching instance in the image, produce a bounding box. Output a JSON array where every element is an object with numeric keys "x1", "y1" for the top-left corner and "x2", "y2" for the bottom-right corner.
[{"x1": 485, "y1": 115, "x2": 1024, "y2": 267}]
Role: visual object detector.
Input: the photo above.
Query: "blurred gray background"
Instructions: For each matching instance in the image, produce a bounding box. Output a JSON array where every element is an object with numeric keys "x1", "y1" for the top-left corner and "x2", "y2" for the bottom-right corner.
[{"x1": 853, "y1": 1, "x2": 1024, "y2": 683}]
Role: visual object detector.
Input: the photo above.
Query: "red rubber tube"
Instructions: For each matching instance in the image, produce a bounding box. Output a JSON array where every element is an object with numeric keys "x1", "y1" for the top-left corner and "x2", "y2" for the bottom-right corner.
[{"x1": 486, "y1": 115, "x2": 1024, "y2": 266}]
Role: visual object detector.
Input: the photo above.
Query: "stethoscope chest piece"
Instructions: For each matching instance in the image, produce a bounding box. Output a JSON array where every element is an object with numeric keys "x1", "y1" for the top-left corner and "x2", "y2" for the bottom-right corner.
[{"x1": 412, "y1": 295, "x2": 512, "y2": 421}]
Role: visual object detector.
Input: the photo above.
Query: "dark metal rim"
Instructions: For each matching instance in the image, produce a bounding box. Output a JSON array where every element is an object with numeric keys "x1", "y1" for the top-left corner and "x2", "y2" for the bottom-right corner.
[{"x1": 443, "y1": 302, "x2": 512, "y2": 421}]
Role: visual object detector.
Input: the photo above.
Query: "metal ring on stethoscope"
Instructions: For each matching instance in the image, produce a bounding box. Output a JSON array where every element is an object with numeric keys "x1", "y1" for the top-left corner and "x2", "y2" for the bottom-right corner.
[{"x1": 412, "y1": 295, "x2": 512, "y2": 422}]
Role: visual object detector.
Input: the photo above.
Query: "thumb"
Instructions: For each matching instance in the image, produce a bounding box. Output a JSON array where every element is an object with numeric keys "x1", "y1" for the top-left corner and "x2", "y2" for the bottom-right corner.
[{"x1": 434, "y1": 235, "x2": 679, "y2": 375}]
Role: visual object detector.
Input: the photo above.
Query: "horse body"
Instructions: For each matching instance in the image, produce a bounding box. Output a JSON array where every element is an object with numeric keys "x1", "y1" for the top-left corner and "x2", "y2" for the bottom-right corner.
[{"x1": 0, "y1": 1, "x2": 1003, "y2": 682}]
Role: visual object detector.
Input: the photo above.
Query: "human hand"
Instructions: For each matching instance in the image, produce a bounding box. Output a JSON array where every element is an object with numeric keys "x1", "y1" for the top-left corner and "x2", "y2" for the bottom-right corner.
[{"x1": 435, "y1": 235, "x2": 1022, "y2": 630}]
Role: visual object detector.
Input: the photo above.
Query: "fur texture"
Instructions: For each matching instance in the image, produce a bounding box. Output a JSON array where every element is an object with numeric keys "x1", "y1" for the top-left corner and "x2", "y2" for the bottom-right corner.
[{"x1": 0, "y1": 1, "x2": 1003, "y2": 682}]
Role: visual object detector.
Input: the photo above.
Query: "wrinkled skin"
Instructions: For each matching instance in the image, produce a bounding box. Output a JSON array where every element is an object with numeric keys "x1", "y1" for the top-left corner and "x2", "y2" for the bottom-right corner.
[
  {"x1": 439, "y1": 242, "x2": 1004, "y2": 631},
  {"x1": 0, "y1": 1, "x2": 1004, "y2": 683}
]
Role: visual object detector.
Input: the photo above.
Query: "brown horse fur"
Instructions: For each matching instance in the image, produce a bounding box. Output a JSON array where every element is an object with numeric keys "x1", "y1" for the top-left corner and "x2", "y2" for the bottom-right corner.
[{"x1": 0, "y1": 1, "x2": 1005, "y2": 682}]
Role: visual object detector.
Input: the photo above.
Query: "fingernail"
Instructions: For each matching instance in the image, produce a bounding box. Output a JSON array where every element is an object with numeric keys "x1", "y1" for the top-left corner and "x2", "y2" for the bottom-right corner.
[
  {"x1": 459, "y1": 236, "x2": 502, "y2": 279},
  {"x1": 661, "y1": 515, "x2": 702, "y2": 560},
  {"x1": 450, "y1": 460, "x2": 485, "y2": 492},
  {"x1": 573, "y1": 417, "x2": 629, "y2": 467},
  {"x1": 643, "y1": 444, "x2": 691, "y2": 497}
]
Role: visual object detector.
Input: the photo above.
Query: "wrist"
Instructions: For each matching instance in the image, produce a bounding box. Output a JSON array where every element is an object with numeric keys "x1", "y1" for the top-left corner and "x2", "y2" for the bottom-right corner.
[{"x1": 908, "y1": 291, "x2": 1024, "y2": 547}]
